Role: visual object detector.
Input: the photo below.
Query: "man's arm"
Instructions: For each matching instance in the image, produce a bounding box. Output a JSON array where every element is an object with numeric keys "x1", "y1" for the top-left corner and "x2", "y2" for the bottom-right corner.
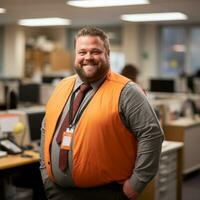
[{"x1": 119, "y1": 82, "x2": 164, "y2": 199}]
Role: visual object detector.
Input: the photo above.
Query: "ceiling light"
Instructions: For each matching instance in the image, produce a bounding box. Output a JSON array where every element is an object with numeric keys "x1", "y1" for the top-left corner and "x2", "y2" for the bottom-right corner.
[
  {"x1": 0, "y1": 8, "x2": 6, "y2": 13},
  {"x1": 18, "y1": 18, "x2": 71, "y2": 27},
  {"x1": 121, "y1": 12, "x2": 188, "y2": 22},
  {"x1": 67, "y1": 0, "x2": 149, "y2": 8}
]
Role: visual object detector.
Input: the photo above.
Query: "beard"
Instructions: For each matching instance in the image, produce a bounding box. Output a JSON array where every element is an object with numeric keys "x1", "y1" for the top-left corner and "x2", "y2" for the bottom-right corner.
[{"x1": 74, "y1": 60, "x2": 110, "y2": 83}]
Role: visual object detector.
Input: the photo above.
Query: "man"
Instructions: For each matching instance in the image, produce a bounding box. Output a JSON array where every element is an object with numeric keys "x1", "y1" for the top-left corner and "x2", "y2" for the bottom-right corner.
[{"x1": 40, "y1": 27, "x2": 164, "y2": 200}]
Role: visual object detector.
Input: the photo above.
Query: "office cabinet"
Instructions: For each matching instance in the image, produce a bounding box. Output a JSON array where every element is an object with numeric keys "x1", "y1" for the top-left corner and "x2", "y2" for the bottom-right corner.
[
  {"x1": 138, "y1": 141, "x2": 183, "y2": 200},
  {"x1": 155, "y1": 147, "x2": 177, "y2": 200},
  {"x1": 163, "y1": 118, "x2": 200, "y2": 174}
]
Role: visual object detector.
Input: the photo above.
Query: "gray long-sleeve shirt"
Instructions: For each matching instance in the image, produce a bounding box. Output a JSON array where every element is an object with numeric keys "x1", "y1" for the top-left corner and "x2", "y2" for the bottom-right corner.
[{"x1": 40, "y1": 75, "x2": 164, "y2": 193}]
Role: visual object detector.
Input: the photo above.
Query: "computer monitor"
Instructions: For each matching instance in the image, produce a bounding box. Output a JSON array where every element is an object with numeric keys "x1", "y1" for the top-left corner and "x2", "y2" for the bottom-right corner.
[
  {"x1": 42, "y1": 75, "x2": 65, "y2": 84},
  {"x1": 149, "y1": 78, "x2": 175, "y2": 93},
  {"x1": 7, "y1": 106, "x2": 45, "y2": 147},
  {"x1": 19, "y1": 83, "x2": 40, "y2": 104},
  {"x1": 26, "y1": 109, "x2": 45, "y2": 145}
]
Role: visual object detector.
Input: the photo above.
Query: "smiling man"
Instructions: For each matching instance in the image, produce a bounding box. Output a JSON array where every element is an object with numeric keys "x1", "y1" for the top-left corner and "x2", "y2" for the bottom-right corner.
[
  {"x1": 40, "y1": 27, "x2": 164, "y2": 200},
  {"x1": 74, "y1": 28, "x2": 110, "y2": 82}
]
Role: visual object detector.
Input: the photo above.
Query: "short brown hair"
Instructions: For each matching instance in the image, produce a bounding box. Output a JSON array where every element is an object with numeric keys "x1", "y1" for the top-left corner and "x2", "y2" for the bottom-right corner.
[{"x1": 74, "y1": 27, "x2": 110, "y2": 54}]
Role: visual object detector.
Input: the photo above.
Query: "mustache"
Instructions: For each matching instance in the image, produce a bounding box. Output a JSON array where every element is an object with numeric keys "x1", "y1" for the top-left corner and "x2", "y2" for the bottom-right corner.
[{"x1": 81, "y1": 61, "x2": 99, "y2": 66}]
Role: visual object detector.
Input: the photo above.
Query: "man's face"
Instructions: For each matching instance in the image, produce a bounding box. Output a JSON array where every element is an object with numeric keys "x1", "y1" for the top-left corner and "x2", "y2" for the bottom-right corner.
[{"x1": 74, "y1": 35, "x2": 110, "y2": 83}]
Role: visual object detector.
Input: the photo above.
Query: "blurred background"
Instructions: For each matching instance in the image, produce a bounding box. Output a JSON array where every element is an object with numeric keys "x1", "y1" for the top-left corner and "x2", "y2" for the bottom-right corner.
[{"x1": 0, "y1": 1, "x2": 200, "y2": 200}]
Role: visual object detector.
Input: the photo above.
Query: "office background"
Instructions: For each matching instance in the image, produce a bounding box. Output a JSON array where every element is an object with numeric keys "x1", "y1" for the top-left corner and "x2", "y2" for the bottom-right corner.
[
  {"x1": 0, "y1": 1, "x2": 200, "y2": 200},
  {"x1": 0, "y1": 0, "x2": 200, "y2": 89}
]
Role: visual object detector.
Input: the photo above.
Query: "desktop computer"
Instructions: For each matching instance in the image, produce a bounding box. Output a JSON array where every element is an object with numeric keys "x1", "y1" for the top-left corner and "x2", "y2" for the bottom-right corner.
[
  {"x1": 19, "y1": 83, "x2": 40, "y2": 105},
  {"x1": 149, "y1": 78, "x2": 175, "y2": 93},
  {"x1": 26, "y1": 108, "x2": 45, "y2": 150},
  {"x1": 7, "y1": 106, "x2": 45, "y2": 150}
]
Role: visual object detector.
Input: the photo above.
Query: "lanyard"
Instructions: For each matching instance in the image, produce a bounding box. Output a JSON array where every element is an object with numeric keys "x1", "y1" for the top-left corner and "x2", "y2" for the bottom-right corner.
[
  {"x1": 68, "y1": 79, "x2": 105, "y2": 129},
  {"x1": 68, "y1": 89, "x2": 91, "y2": 129}
]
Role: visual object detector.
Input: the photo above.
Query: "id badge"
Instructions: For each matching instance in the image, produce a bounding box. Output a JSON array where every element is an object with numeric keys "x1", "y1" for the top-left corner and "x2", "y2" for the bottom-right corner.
[{"x1": 61, "y1": 128, "x2": 74, "y2": 150}]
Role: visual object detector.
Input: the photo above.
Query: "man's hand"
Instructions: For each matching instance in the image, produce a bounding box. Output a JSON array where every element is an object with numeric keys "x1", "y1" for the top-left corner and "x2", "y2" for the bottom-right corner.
[{"x1": 123, "y1": 180, "x2": 138, "y2": 200}]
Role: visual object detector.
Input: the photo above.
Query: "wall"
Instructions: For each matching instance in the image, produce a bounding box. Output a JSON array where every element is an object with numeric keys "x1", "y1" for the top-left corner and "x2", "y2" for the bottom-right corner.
[
  {"x1": 3, "y1": 25, "x2": 25, "y2": 77},
  {"x1": 0, "y1": 26, "x2": 4, "y2": 74},
  {"x1": 122, "y1": 23, "x2": 140, "y2": 66},
  {"x1": 140, "y1": 24, "x2": 159, "y2": 88},
  {"x1": 122, "y1": 23, "x2": 159, "y2": 88}
]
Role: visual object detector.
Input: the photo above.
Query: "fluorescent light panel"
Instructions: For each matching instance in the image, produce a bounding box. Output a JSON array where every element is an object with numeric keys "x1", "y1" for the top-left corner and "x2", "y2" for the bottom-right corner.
[
  {"x1": 0, "y1": 8, "x2": 6, "y2": 13},
  {"x1": 18, "y1": 18, "x2": 71, "y2": 27},
  {"x1": 67, "y1": 0, "x2": 149, "y2": 8},
  {"x1": 121, "y1": 12, "x2": 188, "y2": 22}
]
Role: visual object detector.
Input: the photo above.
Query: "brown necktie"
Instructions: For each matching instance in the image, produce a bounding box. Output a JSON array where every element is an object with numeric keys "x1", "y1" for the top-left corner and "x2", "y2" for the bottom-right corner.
[{"x1": 56, "y1": 83, "x2": 91, "y2": 171}]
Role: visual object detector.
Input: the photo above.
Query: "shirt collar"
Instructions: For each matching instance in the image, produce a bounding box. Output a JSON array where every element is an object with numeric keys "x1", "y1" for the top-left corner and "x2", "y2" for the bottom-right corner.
[{"x1": 74, "y1": 75, "x2": 106, "y2": 91}]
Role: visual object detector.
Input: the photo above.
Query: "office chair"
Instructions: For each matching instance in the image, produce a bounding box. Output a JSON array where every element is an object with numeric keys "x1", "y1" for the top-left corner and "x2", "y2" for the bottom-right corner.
[{"x1": 7, "y1": 90, "x2": 18, "y2": 109}]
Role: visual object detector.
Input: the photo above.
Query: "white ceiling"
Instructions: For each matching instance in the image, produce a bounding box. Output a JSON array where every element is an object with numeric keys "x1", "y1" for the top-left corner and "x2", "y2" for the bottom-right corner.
[{"x1": 1, "y1": 0, "x2": 200, "y2": 27}]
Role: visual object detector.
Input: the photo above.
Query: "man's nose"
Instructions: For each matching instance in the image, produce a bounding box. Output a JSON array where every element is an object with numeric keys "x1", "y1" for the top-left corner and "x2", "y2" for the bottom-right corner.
[{"x1": 85, "y1": 52, "x2": 93, "y2": 60}]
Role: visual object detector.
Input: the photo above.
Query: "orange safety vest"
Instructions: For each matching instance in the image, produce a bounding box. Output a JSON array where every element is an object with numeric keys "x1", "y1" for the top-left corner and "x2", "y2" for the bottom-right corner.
[{"x1": 44, "y1": 71, "x2": 138, "y2": 187}]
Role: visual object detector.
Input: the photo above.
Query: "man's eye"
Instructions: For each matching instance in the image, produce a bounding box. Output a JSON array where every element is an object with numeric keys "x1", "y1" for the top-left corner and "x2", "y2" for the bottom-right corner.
[
  {"x1": 79, "y1": 51, "x2": 86, "y2": 55},
  {"x1": 92, "y1": 50, "x2": 101, "y2": 55}
]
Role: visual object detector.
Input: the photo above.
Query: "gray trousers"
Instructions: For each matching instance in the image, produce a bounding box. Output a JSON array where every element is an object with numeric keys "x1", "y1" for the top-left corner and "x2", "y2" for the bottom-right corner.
[{"x1": 44, "y1": 178, "x2": 129, "y2": 200}]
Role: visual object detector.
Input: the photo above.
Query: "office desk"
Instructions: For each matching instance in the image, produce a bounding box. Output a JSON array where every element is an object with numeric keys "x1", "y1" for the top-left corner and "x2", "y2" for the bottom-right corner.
[
  {"x1": 0, "y1": 150, "x2": 39, "y2": 170},
  {"x1": 0, "y1": 151, "x2": 45, "y2": 200},
  {"x1": 163, "y1": 117, "x2": 200, "y2": 174}
]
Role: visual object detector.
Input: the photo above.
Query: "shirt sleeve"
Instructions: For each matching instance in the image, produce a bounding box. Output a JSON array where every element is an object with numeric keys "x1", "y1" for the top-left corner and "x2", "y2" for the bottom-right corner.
[
  {"x1": 119, "y1": 81, "x2": 164, "y2": 193},
  {"x1": 39, "y1": 117, "x2": 49, "y2": 183}
]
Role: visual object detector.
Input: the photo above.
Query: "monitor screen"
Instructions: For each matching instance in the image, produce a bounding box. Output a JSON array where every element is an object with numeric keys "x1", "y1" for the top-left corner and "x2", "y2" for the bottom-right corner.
[
  {"x1": 42, "y1": 75, "x2": 65, "y2": 84},
  {"x1": 19, "y1": 83, "x2": 40, "y2": 104},
  {"x1": 26, "y1": 110, "x2": 45, "y2": 142},
  {"x1": 150, "y1": 79, "x2": 175, "y2": 93}
]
